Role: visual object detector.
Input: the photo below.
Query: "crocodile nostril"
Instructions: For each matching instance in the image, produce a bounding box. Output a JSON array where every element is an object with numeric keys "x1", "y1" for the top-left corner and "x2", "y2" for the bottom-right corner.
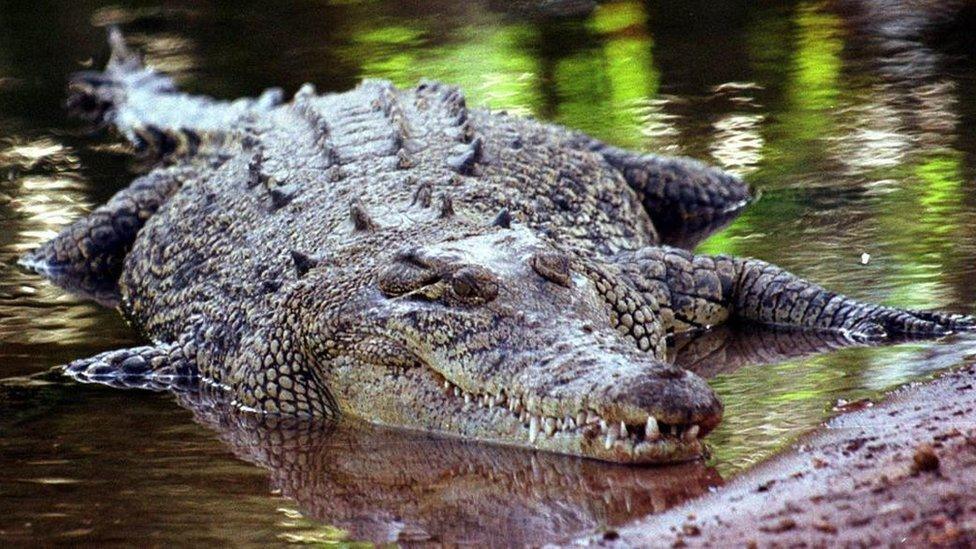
[{"x1": 449, "y1": 266, "x2": 499, "y2": 303}]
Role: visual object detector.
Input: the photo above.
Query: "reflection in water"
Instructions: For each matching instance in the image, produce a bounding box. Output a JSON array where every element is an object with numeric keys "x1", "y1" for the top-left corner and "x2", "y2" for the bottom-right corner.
[
  {"x1": 672, "y1": 323, "x2": 866, "y2": 378},
  {"x1": 145, "y1": 325, "x2": 904, "y2": 545},
  {"x1": 0, "y1": 137, "x2": 132, "y2": 356},
  {"x1": 709, "y1": 112, "x2": 765, "y2": 176},
  {"x1": 186, "y1": 401, "x2": 719, "y2": 545},
  {"x1": 2, "y1": 0, "x2": 976, "y2": 544}
]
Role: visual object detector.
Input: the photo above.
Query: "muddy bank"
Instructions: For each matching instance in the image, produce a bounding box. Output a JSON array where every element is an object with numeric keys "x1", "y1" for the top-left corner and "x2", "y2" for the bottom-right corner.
[{"x1": 570, "y1": 362, "x2": 976, "y2": 547}]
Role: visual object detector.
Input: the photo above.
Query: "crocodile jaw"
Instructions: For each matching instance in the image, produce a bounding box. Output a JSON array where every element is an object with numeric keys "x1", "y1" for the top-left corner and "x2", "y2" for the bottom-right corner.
[{"x1": 327, "y1": 351, "x2": 720, "y2": 464}]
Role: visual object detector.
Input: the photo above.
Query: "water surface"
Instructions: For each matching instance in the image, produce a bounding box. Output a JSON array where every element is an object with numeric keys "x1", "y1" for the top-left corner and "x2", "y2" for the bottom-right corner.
[{"x1": 3, "y1": 0, "x2": 976, "y2": 545}]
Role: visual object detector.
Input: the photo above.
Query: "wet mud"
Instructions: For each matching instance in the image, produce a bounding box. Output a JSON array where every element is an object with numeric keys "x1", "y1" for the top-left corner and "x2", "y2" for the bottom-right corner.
[{"x1": 573, "y1": 362, "x2": 976, "y2": 547}]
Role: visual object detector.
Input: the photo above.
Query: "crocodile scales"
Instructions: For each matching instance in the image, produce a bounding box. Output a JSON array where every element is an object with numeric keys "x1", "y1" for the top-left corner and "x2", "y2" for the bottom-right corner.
[{"x1": 22, "y1": 31, "x2": 973, "y2": 463}]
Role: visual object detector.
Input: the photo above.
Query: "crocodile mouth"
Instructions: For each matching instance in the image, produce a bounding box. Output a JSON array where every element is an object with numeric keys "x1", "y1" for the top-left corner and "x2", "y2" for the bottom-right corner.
[
  {"x1": 379, "y1": 361, "x2": 715, "y2": 464},
  {"x1": 440, "y1": 375, "x2": 708, "y2": 463}
]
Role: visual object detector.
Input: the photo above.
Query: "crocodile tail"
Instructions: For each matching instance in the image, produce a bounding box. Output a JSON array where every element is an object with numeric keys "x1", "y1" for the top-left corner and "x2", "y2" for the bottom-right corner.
[
  {"x1": 66, "y1": 28, "x2": 277, "y2": 159},
  {"x1": 105, "y1": 26, "x2": 145, "y2": 74},
  {"x1": 67, "y1": 27, "x2": 177, "y2": 126},
  {"x1": 65, "y1": 342, "x2": 198, "y2": 393},
  {"x1": 66, "y1": 27, "x2": 205, "y2": 160}
]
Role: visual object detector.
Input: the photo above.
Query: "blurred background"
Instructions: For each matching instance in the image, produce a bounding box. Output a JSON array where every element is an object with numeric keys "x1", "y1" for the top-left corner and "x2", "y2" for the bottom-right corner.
[{"x1": 2, "y1": 0, "x2": 976, "y2": 544}]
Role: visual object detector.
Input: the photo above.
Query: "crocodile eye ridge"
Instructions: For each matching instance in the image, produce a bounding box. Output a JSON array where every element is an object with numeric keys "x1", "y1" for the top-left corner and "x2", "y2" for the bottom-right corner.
[{"x1": 377, "y1": 253, "x2": 440, "y2": 297}]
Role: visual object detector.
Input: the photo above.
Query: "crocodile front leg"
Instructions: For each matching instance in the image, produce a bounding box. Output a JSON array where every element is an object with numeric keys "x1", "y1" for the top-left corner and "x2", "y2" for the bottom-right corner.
[
  {"x1": 64, "y1": 339, "x2": 197, "y2": 392},
  {"x1": 617, "y1": 247, "x2": 973, "y2": 339},
  {"x1": 20, "y1": 165, "x2": 190, "y2": 279}
]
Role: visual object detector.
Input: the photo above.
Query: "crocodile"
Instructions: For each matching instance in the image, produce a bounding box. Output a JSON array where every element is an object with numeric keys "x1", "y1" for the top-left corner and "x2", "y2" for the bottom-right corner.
[{"x1": 21, "y1": 30, "x2": 973, "y2": 463}]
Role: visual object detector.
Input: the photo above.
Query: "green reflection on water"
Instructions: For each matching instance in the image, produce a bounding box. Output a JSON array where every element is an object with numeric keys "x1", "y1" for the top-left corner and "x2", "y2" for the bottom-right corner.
[
  {"x1": 4, "y1": 0, "x2": 976, "y2": 541},
  {"x1": 698, "y1": 6, "x2": 848, "y2": 259},
  {"x1": 353, "y1": 19, "x2": 544, "y2": 115},
  {"x1": 792, "y1": 4, "x2": 843, "y2": 113},
  {"x1": 555, "y1": 0, "x2": 656, "y2": 147},
  {"x1": 882, "y1": 152, "x2": 965, "y2": 308}
]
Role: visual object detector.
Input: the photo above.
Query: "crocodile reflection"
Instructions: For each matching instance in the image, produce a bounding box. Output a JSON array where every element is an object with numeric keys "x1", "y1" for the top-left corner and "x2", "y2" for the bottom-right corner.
[
  {"x1": 168, "y1": 325, "x2": 874, "y2": 545},
  {"x1": 671, "y1": 323, "x2": 871, "y2": 379},
  {"x1": 181, "y1": 400, "x2": 720, "y2": 545}
]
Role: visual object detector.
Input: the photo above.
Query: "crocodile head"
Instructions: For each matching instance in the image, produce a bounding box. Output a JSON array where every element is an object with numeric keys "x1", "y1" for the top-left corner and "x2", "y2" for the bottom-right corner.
[{"x1": 309, "y1": 226, "x2": 722, "y2": 463}]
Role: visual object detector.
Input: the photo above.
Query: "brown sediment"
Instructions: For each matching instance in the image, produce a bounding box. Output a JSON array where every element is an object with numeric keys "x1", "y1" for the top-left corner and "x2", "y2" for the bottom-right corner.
[{"x1": 569, "y1": 364, "x2": 976, "y2": 548}]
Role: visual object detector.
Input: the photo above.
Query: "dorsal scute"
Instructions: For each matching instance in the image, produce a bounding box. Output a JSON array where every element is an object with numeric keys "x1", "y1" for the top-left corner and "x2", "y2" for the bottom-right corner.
[
  {"x1": 492, "y1": 208, "x2": 513, "y2": 229},
  {"x1": 269, "y1": 183, "x2": 299, "y2": 210},
  {"x1": 439, "y1": 194, "x2": 456, "y2": 219},
  {"x1": 246, "y1": 148, "x2": 268, "y2": 188},
  {"x1": 349, "y1": 200, "x2": 379, "y2": 232},
  {"x1": 415, "y1": 80, "x2": 477, "y2": 144},
  {"x1": 289, "y1": 249, "x2": 320, "y2": 278},
  {"x1": 410, "y1": 178, "x2": 434, "y2": 209},
  {"x1": 290, "y1": 83, "x2": 342, "y2": 168},
  {"x1": 364, "y1": 80, "x2": 412, "y2": 157},
  {"x1": 447, "y1": 136, "x2": 483, "y2": 175}
]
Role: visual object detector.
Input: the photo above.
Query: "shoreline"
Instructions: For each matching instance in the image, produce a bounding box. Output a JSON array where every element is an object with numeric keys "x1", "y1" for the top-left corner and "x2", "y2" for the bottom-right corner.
[{"x1": 569, "y1": 362, "x2": 976, "y2": 547}]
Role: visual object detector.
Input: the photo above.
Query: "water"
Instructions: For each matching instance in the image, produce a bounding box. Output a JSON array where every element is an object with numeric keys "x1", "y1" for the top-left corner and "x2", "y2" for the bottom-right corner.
[{"x1": 2, "y1": 0, "x2": 976, "y2": 545}]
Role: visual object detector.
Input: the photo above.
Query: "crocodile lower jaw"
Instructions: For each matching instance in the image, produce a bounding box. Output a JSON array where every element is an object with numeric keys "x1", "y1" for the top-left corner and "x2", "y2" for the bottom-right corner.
[{"x1": 428, "y1": 368, "x2": 709, "y2": 463}]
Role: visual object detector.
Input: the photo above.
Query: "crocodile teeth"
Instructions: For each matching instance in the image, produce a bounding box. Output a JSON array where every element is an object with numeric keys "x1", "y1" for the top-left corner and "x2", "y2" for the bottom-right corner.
[
  {"x1": 436, "y1": 382, "x2": 695, "y2": 447},
  {"x1": 645, "y1": 416, "x2": 660, "y2": 441},
  {"x1": 604, "y1": 425, "x2": 618, "y2": 450}
]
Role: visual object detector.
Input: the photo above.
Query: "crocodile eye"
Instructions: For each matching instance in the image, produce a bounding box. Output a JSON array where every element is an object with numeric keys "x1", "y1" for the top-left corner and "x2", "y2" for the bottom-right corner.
[
  {"x1": 531, "y1": 251, "x2": 572, "y2": 288},
  {"x1": 450, "y1": 267, "x2": 498, "y2": 304}
]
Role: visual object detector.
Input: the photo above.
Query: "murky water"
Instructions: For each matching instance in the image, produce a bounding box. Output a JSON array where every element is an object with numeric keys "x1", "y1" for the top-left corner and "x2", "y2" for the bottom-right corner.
[{"x1": 3, "y1": 0, "x2": 976, "y2": 545}]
